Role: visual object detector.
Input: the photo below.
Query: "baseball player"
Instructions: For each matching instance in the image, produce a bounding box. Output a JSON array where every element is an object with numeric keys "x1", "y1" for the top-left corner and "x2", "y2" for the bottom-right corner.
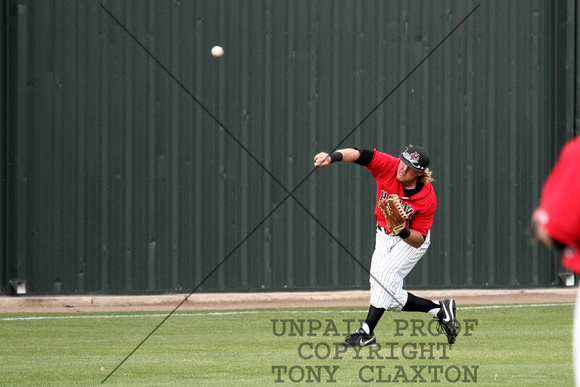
[
  {"x1": 532, "y1": 136, "x2": 580, "y2": 385},
  {"x1": 313, "y1": 145, "x2": 458, "y2": 347}
]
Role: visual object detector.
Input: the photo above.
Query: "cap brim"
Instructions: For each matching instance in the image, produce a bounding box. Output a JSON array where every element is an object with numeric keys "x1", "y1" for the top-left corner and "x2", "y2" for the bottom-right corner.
[{"x1": 399, "y1": 155, "x2": 424, "y2": 172}]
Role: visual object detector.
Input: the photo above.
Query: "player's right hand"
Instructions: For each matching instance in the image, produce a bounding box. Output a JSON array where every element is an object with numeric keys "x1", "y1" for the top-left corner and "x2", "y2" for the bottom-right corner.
[{"x1": 314, "y1": 152, "x2": 331, "y2": 168}]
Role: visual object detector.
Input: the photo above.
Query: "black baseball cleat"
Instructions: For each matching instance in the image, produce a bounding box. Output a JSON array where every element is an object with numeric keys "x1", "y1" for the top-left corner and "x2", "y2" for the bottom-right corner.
[
  {"x1": 435, "y1": 298, "x2": 459, "y2": 344},
  {"x1": 338, "y1": 328, "x2": 376, "y2": 347}
]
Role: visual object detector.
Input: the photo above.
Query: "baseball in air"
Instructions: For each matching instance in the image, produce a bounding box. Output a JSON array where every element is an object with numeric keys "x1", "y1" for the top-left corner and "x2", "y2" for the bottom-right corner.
[{"x1": 211, "y1": 46, "x2": 224, "y2": 57}]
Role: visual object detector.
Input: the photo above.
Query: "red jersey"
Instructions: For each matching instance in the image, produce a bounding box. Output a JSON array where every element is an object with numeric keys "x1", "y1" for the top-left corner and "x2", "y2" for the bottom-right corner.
[
  {"x1": 533, "y1": 136, "x2": 580, "y2": 272},
  {"x1": 367, "y1": 150, "x2": 437, "y2": 236}
]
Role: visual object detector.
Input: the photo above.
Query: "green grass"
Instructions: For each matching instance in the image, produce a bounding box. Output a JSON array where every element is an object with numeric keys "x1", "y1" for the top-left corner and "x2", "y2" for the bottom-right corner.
[{"x1": 0, "y1": 303, "x2": 574, "y2": 386}]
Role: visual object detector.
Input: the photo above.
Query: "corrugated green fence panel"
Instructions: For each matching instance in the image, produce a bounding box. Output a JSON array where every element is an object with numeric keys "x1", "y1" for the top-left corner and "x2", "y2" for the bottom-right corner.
[
  {"x1": 0, "y1": 0, "x2": 5, "y2": 293},
  {"x1": 2, "y1": 0, "x2": 576, "y2": 294}
]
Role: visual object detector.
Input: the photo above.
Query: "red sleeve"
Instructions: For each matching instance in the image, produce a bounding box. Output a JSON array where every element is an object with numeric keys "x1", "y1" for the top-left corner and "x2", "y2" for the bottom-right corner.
[
  {"x1": 367, "y1": 150, "x2": 400, "y2": 178},
  {"x1": 534, "y1": 137, "x2": 580, "y2": 246}
]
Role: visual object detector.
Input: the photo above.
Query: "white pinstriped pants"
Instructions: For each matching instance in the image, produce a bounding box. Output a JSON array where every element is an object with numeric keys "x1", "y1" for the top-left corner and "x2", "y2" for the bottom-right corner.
[{"x1": 369, "y1": 227, "x2": 431, "y2": 311}]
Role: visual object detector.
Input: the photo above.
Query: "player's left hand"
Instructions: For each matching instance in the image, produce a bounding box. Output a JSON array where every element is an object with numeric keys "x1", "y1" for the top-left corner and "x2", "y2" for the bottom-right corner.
[{"x1": 379, "y1": 194, "x2": 408, "y2": 235}]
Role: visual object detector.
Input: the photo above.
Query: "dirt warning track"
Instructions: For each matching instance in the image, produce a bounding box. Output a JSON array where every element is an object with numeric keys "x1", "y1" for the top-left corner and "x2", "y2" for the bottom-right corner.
[{"x1": 0, "y1": 288, "x2": 576, "y2": 314}]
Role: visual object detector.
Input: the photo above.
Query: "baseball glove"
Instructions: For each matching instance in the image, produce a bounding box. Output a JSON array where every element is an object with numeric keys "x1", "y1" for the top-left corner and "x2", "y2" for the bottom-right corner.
[{"x1": 378, "y1": 194, "x2": 408, "y2": 235}]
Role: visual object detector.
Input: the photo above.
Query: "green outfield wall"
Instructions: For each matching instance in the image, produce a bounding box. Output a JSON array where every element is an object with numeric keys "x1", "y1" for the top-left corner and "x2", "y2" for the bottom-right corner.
[{"x1": 1, "y1": 0, "x2": 579, "y2": 295}]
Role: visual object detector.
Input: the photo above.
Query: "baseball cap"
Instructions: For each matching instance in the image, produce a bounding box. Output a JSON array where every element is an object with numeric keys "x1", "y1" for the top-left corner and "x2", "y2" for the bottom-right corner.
[{"x1": 400, "y1": 145, "x2": 430, "y2": 172}]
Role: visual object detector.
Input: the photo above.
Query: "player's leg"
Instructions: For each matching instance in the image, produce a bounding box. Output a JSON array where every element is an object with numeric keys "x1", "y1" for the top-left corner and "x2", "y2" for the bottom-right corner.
[
  {"x1": 402, "y1": 292, "x2": 439, "y2": 314},
  {"x1": 338, "y1": 230, "x2": 394, "y2": 347},
  {"x1": 337, "y1": 303, "x2": 380, "y2": 347},
  {"x1": 361, "y1": 304, "x2": 385, "y2": 335},
  {"x1": 378, "y1": 231, "x2": 459, "y2": 344},
  {"x1": 339, "y1": 230, "x2": 428, "y2": 347},
  {"x1": 346, "y1": 296, "x2": 443, "y2": 347},
  {"x1": 372, "y1": 231, "x2": 431, "y2": 310},
  {"x1": 402, "y1": 293, "x2": 458, "y2": 344}
]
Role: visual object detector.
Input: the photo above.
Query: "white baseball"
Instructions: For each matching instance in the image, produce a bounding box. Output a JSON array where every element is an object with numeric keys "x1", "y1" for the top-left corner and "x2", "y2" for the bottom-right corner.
[{"x1": 211, "y1": 46, "x2": 224, "y2": 57}]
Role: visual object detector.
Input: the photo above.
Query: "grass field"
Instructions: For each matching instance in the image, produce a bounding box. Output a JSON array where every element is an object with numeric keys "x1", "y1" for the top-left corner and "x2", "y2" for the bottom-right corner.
[{"x1": 0, "y1": 303, "x2": 574, "y2": 386}]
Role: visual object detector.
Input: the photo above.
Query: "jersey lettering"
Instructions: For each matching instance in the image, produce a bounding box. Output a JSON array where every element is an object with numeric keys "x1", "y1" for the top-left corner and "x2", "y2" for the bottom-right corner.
[
  {"x1": 379, "y1": 190, "x2": 388, "y2": 201},
  {"x1": 402, "y1": 202, "x2": 415, "y2": 218},
  {"x1": 378, "y1": 190, "x2": 416, "y2": 219}
]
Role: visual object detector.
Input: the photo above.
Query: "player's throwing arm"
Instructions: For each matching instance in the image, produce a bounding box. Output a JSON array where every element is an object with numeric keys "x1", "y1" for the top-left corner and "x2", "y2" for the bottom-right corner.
[{"x1": 314, "y1": 149, "x2": 361, "y2": 167}]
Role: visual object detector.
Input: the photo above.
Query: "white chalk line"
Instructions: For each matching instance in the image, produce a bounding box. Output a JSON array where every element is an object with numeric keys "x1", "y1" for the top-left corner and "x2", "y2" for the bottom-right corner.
[{"x1": 0, "y1": 302, "x2": 574, "y2": 322}]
